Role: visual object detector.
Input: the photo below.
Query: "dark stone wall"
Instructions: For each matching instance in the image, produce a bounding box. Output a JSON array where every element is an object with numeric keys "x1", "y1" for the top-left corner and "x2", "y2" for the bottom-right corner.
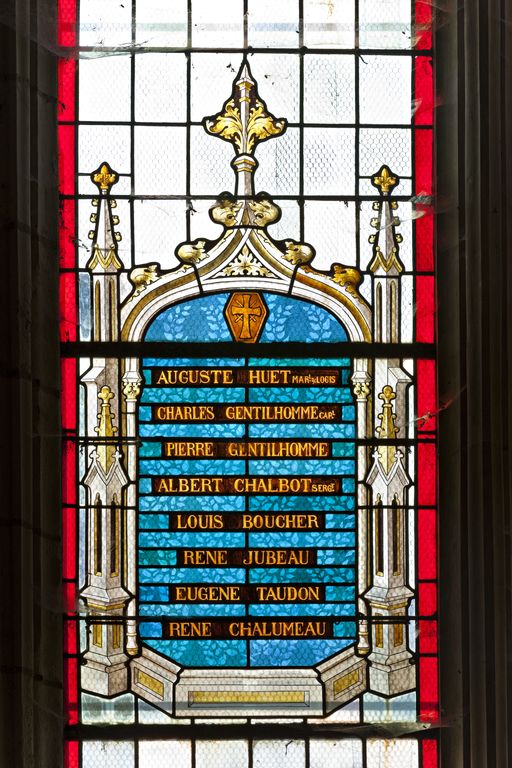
[
  {"x1": 0, "y1": 1, "x2": 61, "y2": 765},
  {"x1": 437, "y1": 0, "x2": 512, "y2": 765}
]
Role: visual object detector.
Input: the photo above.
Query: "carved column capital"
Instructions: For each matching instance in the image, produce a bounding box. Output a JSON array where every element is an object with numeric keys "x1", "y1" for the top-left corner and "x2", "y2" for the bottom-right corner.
[
  {"x1": 352, "y1": 379, "x2": 371, "y2": 401},
  {"x1": 122, "y1": 371, "x2": 143, "y2": 402}
]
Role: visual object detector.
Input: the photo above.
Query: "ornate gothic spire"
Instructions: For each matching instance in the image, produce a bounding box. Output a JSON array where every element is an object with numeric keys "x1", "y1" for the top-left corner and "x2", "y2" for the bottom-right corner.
[
  {"x1": 368, "y1": 164, "x2": 404, "y2": 275},
  {"x1": 87, "y1": 161, "x2": 123, "y2": 272}
]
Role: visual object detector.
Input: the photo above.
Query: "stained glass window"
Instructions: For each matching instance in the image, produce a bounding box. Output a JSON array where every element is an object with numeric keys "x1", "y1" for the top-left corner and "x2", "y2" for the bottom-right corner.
[{"x1": 59, "y1": 1, "x2": 436, "y2": 766}]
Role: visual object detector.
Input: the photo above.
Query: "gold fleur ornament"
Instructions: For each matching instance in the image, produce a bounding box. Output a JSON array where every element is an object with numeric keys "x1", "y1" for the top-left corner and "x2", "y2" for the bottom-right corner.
[
  {"x1": 203, "y1": 60, "x2": 286, "y2": 156},
  {"x1": 91, "y1": 161, "x2": 118, "y2": 192},
  {"x1": 372, "y1": 165, "x2": 398, "y2": 195}
]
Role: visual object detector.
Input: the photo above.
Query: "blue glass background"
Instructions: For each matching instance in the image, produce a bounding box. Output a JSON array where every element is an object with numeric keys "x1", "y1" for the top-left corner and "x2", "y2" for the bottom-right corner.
[
  {"x1": 138, "y1": 292, "x2": 357, "y2": 668},
  {"x1": 144, "y1": 292, "x2": 348, "y2": 343}
]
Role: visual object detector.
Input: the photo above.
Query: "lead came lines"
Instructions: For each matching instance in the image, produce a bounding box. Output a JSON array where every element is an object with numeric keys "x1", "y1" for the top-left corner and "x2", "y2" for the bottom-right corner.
[{"x1": 137, "y1": 357, "x2": 357, "y2": 656}]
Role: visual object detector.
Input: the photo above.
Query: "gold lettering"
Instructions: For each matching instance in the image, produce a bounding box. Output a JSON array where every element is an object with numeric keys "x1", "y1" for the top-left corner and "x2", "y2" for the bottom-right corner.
[
  {"x1": 255, "y1": 586, "x2": 322, "y2": 602},
  {"x1": 175, "y1": 514, "x2": 224, "y2": 530},
  {"x1": 165, "y1": 441, "x2": 214, "y2": 457},
  {"x1": 173, "y1": 585, "x2": 241, "y2": 602},
  {"x1": 167, "y1": 621, "x2": 212, "y2": 638},
  {"x1": 155, "y1": 405, "x2": 215, "y2": 421},
  {"x1": 182, "y1": 550, "x2": 228, "y2": 565}
]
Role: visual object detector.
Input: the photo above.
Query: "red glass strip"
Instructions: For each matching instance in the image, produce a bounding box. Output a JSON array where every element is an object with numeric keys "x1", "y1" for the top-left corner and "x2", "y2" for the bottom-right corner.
[
  {"x1": 58, "y1": 125, "x2": 75, "y2": 196},
  {"x1": 60, "y1": 272, "x2": 77, "y2": 341},
  {"x1": 417, "y1": 442, "x2": 437, "y2": 505},
  {"x1": 415, "y1": 205, "x2": 434, "y2": 271},
  {"x1": 61, "y1": 359, "x2": 77, "y2": 433},
  {"x1": 58, "y1": 0, "x2": 77, "y2": 48},
  {"x1": 419, "y1": 582, "x2": 437, "y2": 617},
  {"x1": 415, "y1": 0, "x2": 433, "y2": 50},
  {"x1": 64, "y1": 657, "x2": 79, "y2": 725},
  {"x1": 415, "y1": 129, "x2": 433, "y2": 198},
  {"x1": 63, "y1": 506, "x2": 76, "y2": 580},
  {"x1": 418, "y1": 508, "x2": 437, "y2": 580},
  {"x1": 62, "y1": 448, "x2": 76, "y2": 510},
  {"x1": 419, "y1": 619, "x2": 438, "y2": 655},
  {"x1": 422, "y1": 739, "x2": 438, "y2": 768},
  {"x1": 64, "y1": 619, "x2": 78, "y2": 656},
  {"x1": 419, "y1": 656, "x2": 439, "y2": 721},
  {"x1": 414, "y1": 57, "x2": 433, "y2": 125},
  {"x1": 59, "y1": 199, "x2": 76, "y2": 269},
  {"x1": 416, "y1": 276, "x2": 435, "y2": 343},
  {"x1": 58, "y1": 58, "x2": 76, "y2": 122},
  {"x1": 417, "y1": 358, "x2": 436, "y2": 430},
  {"x1": 63, "y1": 582, "x2": 76, "y2": 613},
  {"x1": 64, "y1": 740, "x2": 79, "y2": 768}
]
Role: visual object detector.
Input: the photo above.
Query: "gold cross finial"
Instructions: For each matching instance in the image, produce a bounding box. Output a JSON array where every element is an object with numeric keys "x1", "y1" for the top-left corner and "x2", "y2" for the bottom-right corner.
[
  {"x1": 98, "y1": 385, "x2": 115, "y2": 407},
  {"x1": 91, "y1": 161, "x2": 118, "y2": 192},
  {"x1": 372, "y1": 165, "x2": 398, "y2": 195},
  {"x1": 95, "y1": 385, "x2": 117, "y2": 471},
  {"x1": 376, "y1": 385, "x2": 399, "y2": 473},
  {"x1": 203, "y1": 59, "x2": 287, "y2": 158},
  {"x1": 378, "y1": 385, "x2": 396, "y2": 406}
]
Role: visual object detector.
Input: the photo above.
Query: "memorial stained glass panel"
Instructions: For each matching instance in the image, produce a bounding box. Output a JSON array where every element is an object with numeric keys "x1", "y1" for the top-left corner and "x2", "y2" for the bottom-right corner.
[{"x1": 59, "y1": 1, "x2": 437, "y2": 765}]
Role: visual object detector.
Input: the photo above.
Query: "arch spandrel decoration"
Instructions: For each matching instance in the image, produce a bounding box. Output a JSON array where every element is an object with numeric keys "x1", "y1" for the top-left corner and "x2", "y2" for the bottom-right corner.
[{"x1": 80, "y1": 60, "x2": 415, "y2": 718}]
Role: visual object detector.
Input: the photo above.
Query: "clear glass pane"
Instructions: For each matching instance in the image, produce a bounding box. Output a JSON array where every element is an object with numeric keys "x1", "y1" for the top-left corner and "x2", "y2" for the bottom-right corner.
[
  {"x1": 79, "y1": 0, "x2": 133, "y2": 47},
  {"x1": 78, "y1": 124, "x2": 132, "y2": 174},
  {"x1": 249, "y1": 53, "x2": 300, "y2": 123},
  {"x1": 253, "y1": 740, "x2": 305, "y2": 768},
  {"x1": 359, "y1": 128, "x2": 412, "y2": 178},
  {"x1": 255, "y1": 128, "x2": 300, "y2": 196},
  {"x1": 304, "y1": 127, "x2": 355, "y2": 195},
  {"x1": 135, "y1": 53, "x2": 187, "y2": 123},
  {"x1": 139, "y1": 740, "x2": 192, "y2": 768},
  {"x1": 359, "y1": 0, "x2": 412, "y2": 50},
  {"x1": 304, "y1": 55, "x2": 355, "y2": 124},
  {"x1": 189, "y1": 199, "x2": 225, "y2": 242},
  {"x1": 192, "y1": 0, "x2": 244, "y2": 48},
  {"x1": 190, "y1": 126, "x2": 235, "y2": 195},
  {"x1": 304, "y1": 0, "x2": 355, "y2": 49},
  {"x1": 82, "y1": 741, "x2": 134, "y2": 768},
  {"x1": 366, "y1": 739, "x2": 419, "y2": 768},
  {"x1": 134, "y1": 126, "x2": 187, "y2": 194},
  {"x1": 79, "y1": 55, "x2": 131, "y2": 123},
  {"x1": 133, "y1": 199, "x2": 186, "y2": 269},
  {"x1": 305, "y1": 201, "x2": 357, "y2": 270},
  {"x1": 359, "y1": 56, "x2": 412, "y2": 125},
  {"x1": 248, "y1": 0, "x2": 300, "y2": 48},
  {"x1": 196, "y1": 741, "x2": 249, "y2": 768},
  {"x1": 267, "y1": 199, "x2": 301, "y2": 243},
  {"x1": 136, "y1": 0, "x2": 188, "y2": 47},
  {"x1": 191, "y1": 54, "x2": 243, "y2": 122},
  {"x1": 309, "y1": 739, "x2": 363, "y2": 768}
]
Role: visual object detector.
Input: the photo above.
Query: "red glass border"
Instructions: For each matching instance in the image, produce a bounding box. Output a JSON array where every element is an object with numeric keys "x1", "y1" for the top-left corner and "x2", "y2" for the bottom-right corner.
[
  {"x1": 64, "y1": 740, "x2": 79, "y2": 768},
  {"x1": 415, "y1": 0, "x2": 433, "y2": 50},
  {"x1": 422, "y1": 739, "x2": 438, "y2": 768},
  {"x1": 58, "y1": 0, "x2": 77, "y2": 48},
  {"x1": 415, "y1": 57, "x2": 433, "y2": 125},
  {"x1": 58, "y1": 1, "x2": 439, "y2": 761}
]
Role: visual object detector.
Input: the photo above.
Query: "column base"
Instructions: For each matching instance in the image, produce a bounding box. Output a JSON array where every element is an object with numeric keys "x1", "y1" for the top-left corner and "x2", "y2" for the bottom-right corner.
[
  {"x1": 369, "y1": 658, "x2": 416, "y2": 697},
  {"x1": 81, "y1": 660, "x2": 129, "y2": 697}
]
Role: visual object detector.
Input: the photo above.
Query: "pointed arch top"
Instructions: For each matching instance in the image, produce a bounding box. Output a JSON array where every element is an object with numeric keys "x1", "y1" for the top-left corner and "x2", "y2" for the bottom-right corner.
[{"x1": 118, "y1": 59, "x2": 372, "y2": 343}]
